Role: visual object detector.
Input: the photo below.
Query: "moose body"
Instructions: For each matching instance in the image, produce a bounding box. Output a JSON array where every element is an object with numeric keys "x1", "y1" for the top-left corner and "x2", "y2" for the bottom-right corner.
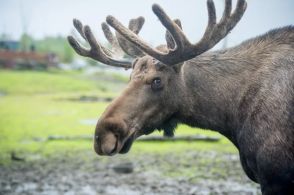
[
  {"x1": 68, "y1": 0, "x2": 294, "y2": 194},
  {"x1": 175, "y1": 27, "x2": 294, "y2": 194}
]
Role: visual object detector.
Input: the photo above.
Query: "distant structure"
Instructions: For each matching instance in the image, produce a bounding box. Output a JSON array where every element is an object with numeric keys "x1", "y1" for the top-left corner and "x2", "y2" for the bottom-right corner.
[
  {"x1": 0, "y1": 40, "x2": 58, "y2": 69},
  {"x1": 0, "y1": 40, "x2": 20, "y2": 51}
]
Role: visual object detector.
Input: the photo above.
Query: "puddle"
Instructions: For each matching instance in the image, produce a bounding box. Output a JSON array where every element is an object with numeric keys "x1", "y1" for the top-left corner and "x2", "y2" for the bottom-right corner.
[
  {"x1": 0, "y1": 91, "x2": 7, "y2": 97},
  {"x1": 60, "y1": 95, "x2": 113, "y2": 102},
  {"x1": 15, "y1": 182, "x2": 38, "y2": 193},
  {"x1": 80, "y1": 185, "x2": 98, "y2": 195},
  {"x1": 103, "y1": 186, "x2": 140, "y2": 195},
  {"x1": 79, "y1": 119, "x2": 98, "y2": 126}
]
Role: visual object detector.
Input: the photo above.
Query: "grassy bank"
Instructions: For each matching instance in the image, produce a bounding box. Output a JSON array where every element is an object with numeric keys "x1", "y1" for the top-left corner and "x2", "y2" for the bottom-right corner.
[{"x1": 0, "y1": 70, "x2": 237, "y2": 165}]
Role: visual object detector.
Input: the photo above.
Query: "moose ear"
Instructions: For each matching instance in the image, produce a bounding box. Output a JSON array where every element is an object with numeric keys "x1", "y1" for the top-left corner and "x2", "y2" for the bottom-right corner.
[
  {"x1": 172, "y1": 62, "x2": 184, "y2": 73},
  {"x1": 132, "y1": 58, "x2": 139, "y2": 69}
]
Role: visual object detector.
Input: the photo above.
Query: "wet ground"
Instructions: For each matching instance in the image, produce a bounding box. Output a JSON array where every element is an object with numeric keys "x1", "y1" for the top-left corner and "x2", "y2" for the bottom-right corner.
[{"x1": 0, "y1": 150, "x2": 261, "y2": 195}]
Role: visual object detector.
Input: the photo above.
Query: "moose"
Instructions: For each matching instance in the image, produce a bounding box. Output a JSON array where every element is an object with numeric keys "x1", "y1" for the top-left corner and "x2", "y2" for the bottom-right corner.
[{"x1": 68, "y1": 0, "x2": 294, "y2": 194}]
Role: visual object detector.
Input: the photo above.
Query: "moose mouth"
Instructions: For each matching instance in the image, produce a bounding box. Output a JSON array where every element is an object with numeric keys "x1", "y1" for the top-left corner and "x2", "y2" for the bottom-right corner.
[
  {"x1": 118, "y1": 132, "x2": 136, "y2": 154},
  {"x1": 95, "y1": 116, "x2": 178, "y2": 156},
  {"x1": 115, "y1": 117, "x2": 178, "y2": 155},
  {"x1": 95, "y1": 130, "x2": 137, "y2": 156}
]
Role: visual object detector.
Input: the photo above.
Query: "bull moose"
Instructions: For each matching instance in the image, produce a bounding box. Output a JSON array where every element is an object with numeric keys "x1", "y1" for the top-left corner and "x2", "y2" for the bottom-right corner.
[{"x1": 68, "y1": 0, "x2": 294, "y2": 194}]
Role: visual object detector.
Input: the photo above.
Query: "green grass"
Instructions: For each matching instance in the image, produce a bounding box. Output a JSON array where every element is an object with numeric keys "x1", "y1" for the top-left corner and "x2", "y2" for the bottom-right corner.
[
  {"x1": 0, "y1": 70, "x2": 237, "y2": 165},
  {"x1": 0, "y1": 70, "x2": 98, "y2": 95}
]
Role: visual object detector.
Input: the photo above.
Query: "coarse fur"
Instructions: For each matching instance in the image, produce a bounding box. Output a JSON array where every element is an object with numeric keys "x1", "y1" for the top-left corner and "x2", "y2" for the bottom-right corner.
[
  {"x1": 176, "y1": 26, "x2": 294, "y2": 194},
  {"x1": 137, "y1": 27, "x2": 294, "y2": 189},
  {"x1": 93, "y1": 26, "x2": 294, "y2": 195},
  {"x1": 68, "y1": 1, "x2": 294, "y2": 194}
]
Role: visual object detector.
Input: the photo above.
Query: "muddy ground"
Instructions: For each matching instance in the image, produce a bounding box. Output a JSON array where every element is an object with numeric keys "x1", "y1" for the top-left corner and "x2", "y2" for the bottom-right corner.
[{"x1": 0, "y1": 149, "x2": 261, "y2": 195}]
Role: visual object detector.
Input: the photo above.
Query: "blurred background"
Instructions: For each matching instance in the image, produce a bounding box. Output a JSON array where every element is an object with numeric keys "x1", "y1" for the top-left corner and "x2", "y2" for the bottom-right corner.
[{"x1": 0, "y1": 0, "x2": 293, "y2": 194}]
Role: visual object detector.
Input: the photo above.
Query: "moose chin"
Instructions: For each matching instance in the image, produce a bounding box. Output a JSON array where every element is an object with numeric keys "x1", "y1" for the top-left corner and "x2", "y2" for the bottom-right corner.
[{"x1": 68, "y1": 0, "x2": 294, "y2": 194}]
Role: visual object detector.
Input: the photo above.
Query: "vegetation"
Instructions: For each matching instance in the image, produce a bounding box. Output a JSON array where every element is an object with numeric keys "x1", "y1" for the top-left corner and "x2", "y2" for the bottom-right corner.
[
  {"x1": 1, "y1": 33, "x2": 75, "y2": 63},
  {"x1": 0, "y1": 70, "x2": 236, "y2": 165},
  {"x1": 35, "y1": 35, "x2": 74, "y2": 63}
]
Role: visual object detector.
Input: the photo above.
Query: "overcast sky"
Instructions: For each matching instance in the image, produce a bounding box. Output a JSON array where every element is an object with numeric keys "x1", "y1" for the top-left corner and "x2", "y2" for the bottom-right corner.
[{"x1": 0, "y1": 0, "x2": 293, "y2": 49}]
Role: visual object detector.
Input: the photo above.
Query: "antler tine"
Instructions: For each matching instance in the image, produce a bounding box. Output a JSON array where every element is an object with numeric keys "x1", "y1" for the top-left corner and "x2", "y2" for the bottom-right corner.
[
  {"x1": 106, "y1": 15, "x2": 167, "y2": 60},
  {"x1": 101, "y1": 22, "x2": 124, "y2": 57},
  {"x1": 101, "y1": 22, "x2": 117, "y2": 46},
  {"x1": 204, "y1": 0, "x2": 217, "y2": 37},
  {"x1": 102, "y1": 17, "x2": 146, "y2": 58},
  {"x1": 115, "y1": 17, "x2": 145, "y2": 57},
  {"x1": 152, "y1": 4, "x2": 191, "y2": 52},
  {"x1": 228, "y1": 0, "x2": 247, "y2": 29},
  {"x1": 68, "y1": 19, "x2": 132, "y2": 69},
  {"x1": 222, "y1": 0, "x2": 232, "y2": 20},
  {"x1": 106, "y1": 0, "x2": 246, "y2": 65},
  {"x1": 128, "y1": 16, "x2": 145, "y2": 34},
  {"x1": 73, "y1": 18, "x2": 113, "y2": 57},
  {"x1": 196, "y1": 0, "x2": 247, "y2": 50},
  {"x1": 73, "y1": 19, "x2": 86, "y2": 39},
  {"x1": 68, "y1": 35, "x2": 90, "y2": 57},
  {"x1": 165, "y1": 19, "x2": 182, "y2": 49},
  {"x1": 174, "y1": 19, "x2": 182, "y2": 29}
]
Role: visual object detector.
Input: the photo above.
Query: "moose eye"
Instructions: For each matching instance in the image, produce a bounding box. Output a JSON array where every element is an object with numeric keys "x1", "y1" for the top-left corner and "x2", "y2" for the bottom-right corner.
[{"x1": 151, "y1": 78, "x2": 162, "y2": 91}]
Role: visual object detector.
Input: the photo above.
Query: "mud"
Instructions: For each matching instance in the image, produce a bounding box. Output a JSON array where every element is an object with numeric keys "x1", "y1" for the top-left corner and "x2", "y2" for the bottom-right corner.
[{"x1": 0, "y1": 150, "x2": 261, "y2": 195}]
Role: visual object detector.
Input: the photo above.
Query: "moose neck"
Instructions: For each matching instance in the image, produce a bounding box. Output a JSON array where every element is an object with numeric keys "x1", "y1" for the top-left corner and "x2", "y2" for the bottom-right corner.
[{"x1": 176, "y1": 46, "x2": 263, "y2": 145}]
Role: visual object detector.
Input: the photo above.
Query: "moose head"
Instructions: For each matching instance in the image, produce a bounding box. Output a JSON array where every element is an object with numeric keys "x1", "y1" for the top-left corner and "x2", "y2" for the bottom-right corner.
[{"x1": 68, "y1": 0, "x2": 247, "y2": 156}]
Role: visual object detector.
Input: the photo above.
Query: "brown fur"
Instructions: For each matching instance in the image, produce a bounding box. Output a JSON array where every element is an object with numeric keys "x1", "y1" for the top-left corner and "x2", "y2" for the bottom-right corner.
[
  {"x1": 94, "y1": 26, "x2": 294, "y2": 195},
  {"x1": 69, "y1": 1, "x2": 293, "y2": 194}
]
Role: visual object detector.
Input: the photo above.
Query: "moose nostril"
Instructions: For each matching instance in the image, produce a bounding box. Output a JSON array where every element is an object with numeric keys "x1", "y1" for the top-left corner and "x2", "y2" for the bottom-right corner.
[
  {"x1": 109, "y1": 141, "x2": 117, "y2": 155},
  {"x1": 106, "y1": 134, "x2": 118, "y2": 155},
  {"x1": 98, "y1": 133, "x2": 119, "y2": 155}
]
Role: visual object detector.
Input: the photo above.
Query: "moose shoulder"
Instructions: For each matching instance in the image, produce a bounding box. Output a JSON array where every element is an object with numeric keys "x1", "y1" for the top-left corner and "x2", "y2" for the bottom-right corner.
[{"x1": 68, "y1": 0, "x2": 294, "y2": 194}]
